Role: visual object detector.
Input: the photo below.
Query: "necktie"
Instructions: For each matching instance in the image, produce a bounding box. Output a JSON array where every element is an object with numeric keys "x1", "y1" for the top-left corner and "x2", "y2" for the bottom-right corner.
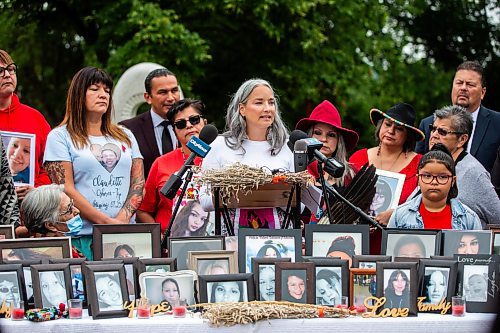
[{"x1": 161, "y1": 120, "x2": 173, "y2": 154}]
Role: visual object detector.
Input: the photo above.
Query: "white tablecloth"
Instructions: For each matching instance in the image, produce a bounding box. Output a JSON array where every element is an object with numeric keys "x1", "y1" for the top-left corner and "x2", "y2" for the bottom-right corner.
[{"x1": 1, "y1": 311, "x2": 496, "y2": 333}]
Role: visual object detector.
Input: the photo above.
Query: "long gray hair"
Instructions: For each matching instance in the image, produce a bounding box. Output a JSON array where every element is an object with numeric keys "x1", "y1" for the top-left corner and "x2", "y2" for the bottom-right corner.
[
  {"x1": 21, "y1": 184, "x2": 64, "y2": 233},
  {"x1": 222, "y1": 78, "x2": 289, "y2": 155}
]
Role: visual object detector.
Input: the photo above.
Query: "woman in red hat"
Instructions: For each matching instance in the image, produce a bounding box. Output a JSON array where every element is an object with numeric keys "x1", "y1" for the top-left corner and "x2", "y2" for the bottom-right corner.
[
  {"x1": 296, "y1": 100, "x2": 359, "y2": 189},
  {"x1": 349, "y1": 103, "x2": 424, "y2": 226}
]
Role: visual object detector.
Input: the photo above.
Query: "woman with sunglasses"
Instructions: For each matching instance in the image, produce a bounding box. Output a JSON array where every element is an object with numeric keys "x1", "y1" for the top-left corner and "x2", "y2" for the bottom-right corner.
[
  {"x1": 388, "y1": 144, "x2": 481, "y2": 230},
  {"x1": 137, "y1": 99, "x2": 208, "y2": 234},
  {"x1": 199, "y1": 78, "x2": 293, "y2": 231}
]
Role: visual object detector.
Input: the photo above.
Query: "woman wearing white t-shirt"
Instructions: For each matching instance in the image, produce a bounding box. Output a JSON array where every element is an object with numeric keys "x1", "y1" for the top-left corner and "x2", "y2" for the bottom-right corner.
[
  {"x1": 44, "y1": 67, "x2": 144, "y2": 259},
  {"x1": 200, "y1": 78, "x2": 293, "y2": 231}
]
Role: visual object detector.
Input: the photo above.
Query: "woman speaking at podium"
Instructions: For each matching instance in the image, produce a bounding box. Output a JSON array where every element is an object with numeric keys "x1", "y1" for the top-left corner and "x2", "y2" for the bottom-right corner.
[{"x1": 200, "y1": 79, "x2": 293, "y2": 232}]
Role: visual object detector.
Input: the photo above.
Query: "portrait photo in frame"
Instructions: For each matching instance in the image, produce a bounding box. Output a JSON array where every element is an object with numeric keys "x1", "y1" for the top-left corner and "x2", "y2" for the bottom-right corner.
[
  {"x1": 188, "y1": 250, "x2": 237, "y2": 276},
  {"x1": 352, "y1": 255, "x2": 391, "y2": 269},
  {"x1": 49, "y1": 258, "x2": 87, "y2": 304},
  {"x1": 1, "y1": 130, "x2": 36, "y2": 187},
  {"x1": 305, "y1": 224, "x2": 370, "y2": 264},
  {"x1": 0, "y1": 237, "x2": 72, "y2": 262},
  {"x1": 108, "y1": 257, "x2": 139, "y2": 300},
  {"x1": 84, "y1": 263, "x2": 129, "y2": 319},
  {"x1": 349, "y1": 268, "x2": 376, "y2": 309},
  {"x1": 306, "y1": 258, "x2": 349, "y2": 306},
  {"x1": 455, "y1": 254, "x2": 500, "y2": 313},
  {"x1": 382, "y1": 229, "x2": 441, "y2": 259},
  {"x1": 168, "y1": 236, "x2": 225, "y2": 270},
  {"x1": 442, "y1": 230, "x2": 492, "y2": 256},
  {"x1": 0, "y1": 264, "x2": 27, "y2": 311},
  {"x1": 199, "y1": 273, "x2": 254, "y2": 303},
  {"x1": 139, "y1": 270, "x2": 197, "y2": 307},
  {"x1": 0, "y1": 225, "x2": 14, "y2": 240},
  {"x1": 368, "y1": 169, "x2": 405, "y2": 216},
  {"x1": 251, "y1": 257, "x2": 291, "y2": 301},
  {"x1": 93, "y1": 224, "x2": 161, "y2": 260},
  {"x1": 417, "y1": 259, "x2": 457, "y2": 313},
  {"x1": 376, "y1": 262, "x2": 418, "y2": 316},
  {"x1": 275, "y1": 262, "x2": 315, "y2": 304},
  {"x1": 238, "y1": 229, "x2": 301, "y2": 273},
  {"x1": 3, "y1": 259, "x2": 43, "y2": 307},
  {"x1": 31, "y1": 263, "x2": 73, "y2": 308},
  {"x1": 137, "y1": 258, "x2": 177, "y2": 274}
]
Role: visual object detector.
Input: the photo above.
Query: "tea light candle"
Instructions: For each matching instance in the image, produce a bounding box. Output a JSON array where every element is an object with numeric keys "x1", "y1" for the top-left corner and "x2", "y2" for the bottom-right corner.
[
  {"x1": 137, "y1": 306, "x2": 151, "y2": 319},
  {"x1": 69, "y1": 307, "x2": 83, "y2": 319},
  {"x1": 11, "y1": 308, "x2": 25, "y2": 320},
  {"x1": 173, "y1": 306, "x2": 186, "y2": 318},
  {"x1": 355, "y1": 305, "x2": 367, "y2": 313},
  {"x1": 452, "y1": 305, "x2": 465, "y2": 316}
]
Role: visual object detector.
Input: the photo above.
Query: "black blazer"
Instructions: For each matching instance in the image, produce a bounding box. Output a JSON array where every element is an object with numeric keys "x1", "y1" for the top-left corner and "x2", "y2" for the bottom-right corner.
[{"x1": 416, "y1": 105, "x2": 500, "y2": 172}]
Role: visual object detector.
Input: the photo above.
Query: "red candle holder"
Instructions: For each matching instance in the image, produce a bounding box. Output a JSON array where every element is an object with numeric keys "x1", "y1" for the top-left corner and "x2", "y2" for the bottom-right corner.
[
  {"x1": 173, "y1": 306, "x2": 186, "y2": 318},
  {"x1": 11, "y1": 308, "x2": 25, "y2": 320}
]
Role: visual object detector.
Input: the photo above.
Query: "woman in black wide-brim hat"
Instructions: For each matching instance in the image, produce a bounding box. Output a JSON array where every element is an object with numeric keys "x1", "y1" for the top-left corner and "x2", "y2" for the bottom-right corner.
[{"x1": 349, "y1": 103, "x2": 424, "y2": 226}]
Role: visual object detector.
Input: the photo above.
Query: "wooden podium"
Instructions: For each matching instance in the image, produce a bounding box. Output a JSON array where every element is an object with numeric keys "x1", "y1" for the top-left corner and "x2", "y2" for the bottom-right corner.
[{"x1": 213, "y1": 183, "x2": 301, "y2": 235}]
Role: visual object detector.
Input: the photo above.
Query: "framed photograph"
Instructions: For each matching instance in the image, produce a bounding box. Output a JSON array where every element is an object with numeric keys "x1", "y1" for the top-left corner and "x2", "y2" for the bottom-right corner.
[
  {"x1": 382, "y1": 229, "x2": 441, "y2": 259},
  {"x1": 368, "y1": 169, "x2": 405, "y2": 216},
  {"x1": 0, "y1": 264, "x2": 27, "y2": 311},
  {"x1": 417, "y1": 259, "x2": 457, "y2": 312},
  {"x1": 49, "y1": 258, "x2": 86, "y2": 304},
  {"x1": 352, "y1": 255, "x2": 391, "y2": 269},
  {"x1": 3, "y1": 259, "x2": 42, "y2": 306},
  {"x1": 0, "y1": 237, "x2": 72, "y2": 262},
  {"x1": 0, "y1": 225, "x2": 14, "y2": 240},
  {"x1": 455, "y1": 254, "x2": 500, "y2": 313},
  {"x1": 139, "y1": 271, "x2": 197, "y2": 306},
  {"x1": 442, "y1": 230, "x2": 492, "y2": 256},
  {"x1": 225, "y1": 236, "x2": 238, "y2": 252},
  {"x1": 188, "y1": 250, "x2": 237, "y2": 275},
  {"x1": 1, "y1": 130, "x2": 36, "y2": 187},
  {"x1": 93, "y1": 224, "x2": 161, "y2": 260},
  {"x1": 199, "y1": 273, "x2": 254, "y2": 303},
  {"x1": 31, "y1": 263, "x2": 73, "y2": 308},
  {"x1": 275, "y1": 262, "x2": 315, "y2": 304},
  {"x1": 251, "y1": 257, "x2": 291, "y2": 301},
  {"x1": 376, "y1": 262, "x2": 418, "y2": 316},
  {"x1": 108, "y1": 257, "x2": 139, "y2": 300},
  {"x1": 84, "y1": 263, "x2": 129, "y2": 319},
  {"x1": 304, "y1": 224, "x2": 370, "y2": 265},
  {"x1": 350, "y1": 268, "x2": 376, "y2": 309},
  {"x1": 168, "y1": 236, "x2": 225, "y2": 270},
  {"x1": 137, "y1": 258, "x2": 177, "y2": 274},
  {"x1": 306, "y1": 258, "x2": 349, "y2": 306},
  {"x1": 238, "y1": 229, "x2": 301, "y2": 273}
]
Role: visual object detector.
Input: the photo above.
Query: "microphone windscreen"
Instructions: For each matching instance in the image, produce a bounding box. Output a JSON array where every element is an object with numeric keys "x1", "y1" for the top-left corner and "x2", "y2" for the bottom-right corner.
[
  {"x1": 287, "y1": 130, "x2": 309, "y2": 151},
  {"x1": 293, "y1": 139, "x2": 308, "y2": 152},
  {"x1": 199, "y1": 124, "x2": 219, "y2": 144}
]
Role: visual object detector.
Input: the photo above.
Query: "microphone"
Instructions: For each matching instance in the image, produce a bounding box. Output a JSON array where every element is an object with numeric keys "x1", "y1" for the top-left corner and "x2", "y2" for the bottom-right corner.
[
  {"x1": 160, "y1": 124, "x2": 218, "y2": 199},
  {"x1": 293, "y1": 139, "x2": 309, "y2": 172}
]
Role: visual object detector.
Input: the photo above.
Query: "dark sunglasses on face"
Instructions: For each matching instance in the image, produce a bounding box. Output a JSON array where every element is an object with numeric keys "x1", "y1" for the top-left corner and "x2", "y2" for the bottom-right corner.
[
  {"x1": 173, "y1": 115, "x2": 203, "y2": 129},
  {"x1": 0, "y1": 63, "x2": 17, "y2": 77},
  {"x1": 0, "y1": 286, "x2": 18, "y2": 293},
  {"x1": 428, "y1": 124, "x2": 464, "y2": 137}
]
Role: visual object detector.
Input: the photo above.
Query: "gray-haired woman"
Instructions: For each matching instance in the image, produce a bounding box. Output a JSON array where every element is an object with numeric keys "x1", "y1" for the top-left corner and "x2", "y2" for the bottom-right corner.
[
  {"x1": 199, "y1": 79, "x2": 293, "y2": 231},
  {"x1": 21, "y1": 184, "x2": 84, "y2": 257}
]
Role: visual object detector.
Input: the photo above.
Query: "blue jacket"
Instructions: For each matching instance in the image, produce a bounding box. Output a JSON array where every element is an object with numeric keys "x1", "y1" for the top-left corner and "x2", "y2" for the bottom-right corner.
[{"x1": 387, "y1": 195, "x2": 482, "y2": 230}]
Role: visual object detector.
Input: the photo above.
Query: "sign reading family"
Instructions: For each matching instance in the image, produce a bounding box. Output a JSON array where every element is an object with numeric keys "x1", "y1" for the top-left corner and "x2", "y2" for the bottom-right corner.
[{"x1": 361, "y1": 296, "x2": 409, "y2": 318}]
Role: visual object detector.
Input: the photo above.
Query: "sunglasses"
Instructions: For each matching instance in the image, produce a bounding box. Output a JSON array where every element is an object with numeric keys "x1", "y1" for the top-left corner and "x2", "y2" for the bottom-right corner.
[
  {"x1": 428, "y1": 124, "x2": 464, "y2": 137},
  {"x1": 0, "y1": 286, "x2": 19, "y2": 293},
  {"x1": 173, "y1": 115, "x2": 203, "y2": 130},
  {"x1": 0, "y1": 63, "x2": 17, "y2": 77}
]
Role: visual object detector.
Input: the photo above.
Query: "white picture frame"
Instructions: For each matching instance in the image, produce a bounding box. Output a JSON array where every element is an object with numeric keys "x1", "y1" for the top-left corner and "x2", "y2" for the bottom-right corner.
[
  {"x1": 1, "y1": 130, "x2": 36, "y2": 187},
  {"x1": 369, "y1": 169, "x2": 406, "y2": 216}
]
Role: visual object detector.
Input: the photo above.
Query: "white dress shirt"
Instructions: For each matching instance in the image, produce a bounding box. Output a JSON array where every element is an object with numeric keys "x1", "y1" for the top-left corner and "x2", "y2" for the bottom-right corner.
[{"x1": 466, "y1": 106, "x2": 480, "y2": 152}]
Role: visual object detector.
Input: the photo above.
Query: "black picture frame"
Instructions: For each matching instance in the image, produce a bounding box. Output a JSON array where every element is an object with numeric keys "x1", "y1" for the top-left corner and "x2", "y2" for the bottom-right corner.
[
  {"x1": 305, "y1": 258, "x2": 349, "y2": 306},
  {"x1": 167, "y1": 236, "x2": 225, "y2": 270},
  {"x1": 31, "y1": 263, "x2": 73, "y2": 308},
  {"x1": 352, "y1": 255, "x2": 392, "y2": 269},
  {"x1": 0, "y1": 237, "x2": 71, "y2": 262},
  {"x1": 107, "y1": 257, "x2": 139, "y2": 301},
  {"x1": 0, "y1": 264, "x2": 27, "y2": 311},
  {"x1": 275, "y1": 262, "x2": 315, "y2": 304},
  {"x1": 199, "y1": 273, "x2": 255, "y2": 303},
  {"x1": 442, "y1": 230, "x2": 493, "y2": 256},
  {"x1": 93, "y1": 224, "x2": 161, "y2": 260},
  {"x1": 3, "y1": 259, "x2": 43, "y2": 308},
  {"x1": 238, "y1": 228, "x2": 301, "y2": 273},
  {"x1": 0, "y1": 225, "x2": 14, "y2": 240},
  {"x1": 304, "y1": 224, "x2": 370, "y2": 263},
  {"x1": 376, "y1": 261, "x2": 418, "y2": 316},
  {"x1": 49, "y1": 258, "x2": 87, "y2": 306},
  {"x1": 382, "y1": 229, "x2": 441, "y2": 259},
  {"x1": 454, "y1": 254, "x2": 500, "y2": 313},
  {"x1": 251, "y1": 257, "x2": 291, "y2": 301},
  {"x1": 417, "y1": 259, "x2": 457, "y2": 313},
  {"x1": 84, "y1": 263, "x2": 129, "y2": 319}
]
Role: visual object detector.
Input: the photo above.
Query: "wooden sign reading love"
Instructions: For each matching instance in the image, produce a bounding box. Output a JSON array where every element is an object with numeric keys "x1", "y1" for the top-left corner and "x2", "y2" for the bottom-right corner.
[{"x1": 361, "y1": 297, "x2": 409, "y2": 318}]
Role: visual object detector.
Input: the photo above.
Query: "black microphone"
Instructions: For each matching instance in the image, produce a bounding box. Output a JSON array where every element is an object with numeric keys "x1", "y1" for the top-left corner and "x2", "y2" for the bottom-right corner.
[
  {"x1": 288, "y1": 130, "x2": 345, "y2": 178},
  {"x1": 160, "y1": 124, "x2": 218, "y2": 199},
  {"x1": 293, "y1": 139, "x2": 309, "y2": 172}
]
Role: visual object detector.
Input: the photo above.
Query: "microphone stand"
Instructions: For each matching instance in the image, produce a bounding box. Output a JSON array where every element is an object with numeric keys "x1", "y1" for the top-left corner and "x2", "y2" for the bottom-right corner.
[
  {"x1": 161, "y1": 169, "x2": 194, "y2": 249},
  {"x1": 317, "y1": 163, "x2": 334, "y2": 224}
]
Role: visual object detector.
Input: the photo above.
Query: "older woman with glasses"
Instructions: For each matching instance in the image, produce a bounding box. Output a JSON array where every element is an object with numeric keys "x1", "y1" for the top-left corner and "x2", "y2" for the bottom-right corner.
[
  {"x1": 388, "y1": 144, "x2": 480, "y2": 230},
  {"x1": 137, "y1": 99, "x2": 208, "y2": 234},
  {"x1": 21, "y1": 184, "x2": 85, "y2": 257}
]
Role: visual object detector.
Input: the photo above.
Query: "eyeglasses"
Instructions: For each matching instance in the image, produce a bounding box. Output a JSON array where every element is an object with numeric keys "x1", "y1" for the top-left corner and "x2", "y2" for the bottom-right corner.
[
  {"x1": 0, "y1": 286, "x2": 19, "y2": 293},
  {"x1": 59, "y1": 199, "x2": 75, "y2": 216},
  {"x1": 173, "y1": 115, "x2": 203, "y2": 129},
  {"x1": 429, "y1": 124, "x2": 464, "y2": 137},
  {"x1": 0, "y1": 63, "x2": 17, "y2": 77},
  {"x1": 417, "y1": 173, "x2": 453, "y2": 185}
]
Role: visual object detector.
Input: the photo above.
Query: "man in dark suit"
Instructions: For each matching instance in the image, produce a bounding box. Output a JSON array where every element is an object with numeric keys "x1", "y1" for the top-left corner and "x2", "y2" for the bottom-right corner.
[
  {"x1": 416, "y1": 61, "x2": 500, "y2": 172},
  {"x1": 119, "y1": 68, "x2": 180, "y2": 178}
]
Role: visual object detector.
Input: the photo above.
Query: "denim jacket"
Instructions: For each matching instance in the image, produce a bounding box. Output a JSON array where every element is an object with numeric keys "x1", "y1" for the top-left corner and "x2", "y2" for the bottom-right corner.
[{"x1": 387, "y1": 195, "x2": 482, "y2": 230}]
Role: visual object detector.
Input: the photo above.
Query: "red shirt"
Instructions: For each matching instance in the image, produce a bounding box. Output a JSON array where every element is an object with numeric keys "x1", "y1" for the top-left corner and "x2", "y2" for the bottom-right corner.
[{"x1": 419, "y1": 202, "x2": 452, "y2": 229}]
